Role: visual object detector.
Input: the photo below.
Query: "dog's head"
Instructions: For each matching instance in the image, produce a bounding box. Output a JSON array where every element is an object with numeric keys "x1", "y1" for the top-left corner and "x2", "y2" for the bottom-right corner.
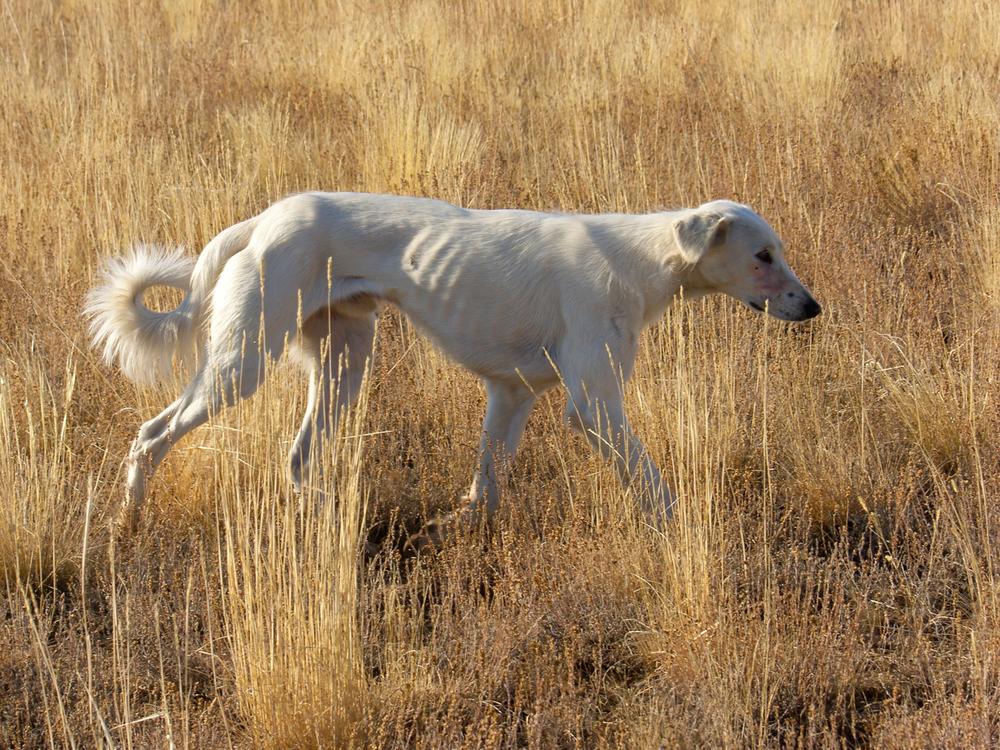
[{"x1": 673, "y1": 200, "x2": 821, "y2": 322}]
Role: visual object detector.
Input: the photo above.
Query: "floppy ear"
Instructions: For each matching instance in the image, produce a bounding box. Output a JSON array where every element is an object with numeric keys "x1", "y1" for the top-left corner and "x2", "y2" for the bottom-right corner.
[{"x1": 672, "y1": 212, "x2": 731, "y2": 264}]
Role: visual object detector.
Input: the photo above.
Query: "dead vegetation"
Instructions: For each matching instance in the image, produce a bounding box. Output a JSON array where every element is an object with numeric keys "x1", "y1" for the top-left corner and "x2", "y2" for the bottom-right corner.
[{"x1": 1, "y1": 0, "x2": 998, "y2": 747}]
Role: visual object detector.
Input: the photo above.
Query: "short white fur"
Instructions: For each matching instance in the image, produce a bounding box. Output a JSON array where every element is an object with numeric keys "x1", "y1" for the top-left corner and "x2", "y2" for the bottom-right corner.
[{"x1": 85, "y1": 192, "x2": 820, "y2": 533}]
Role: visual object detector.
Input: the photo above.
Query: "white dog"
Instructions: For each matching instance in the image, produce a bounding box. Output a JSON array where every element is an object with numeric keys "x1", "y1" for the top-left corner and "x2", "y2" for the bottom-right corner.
[{"x1": 86, "y1": 192, "x2": 820, "y2": 534}]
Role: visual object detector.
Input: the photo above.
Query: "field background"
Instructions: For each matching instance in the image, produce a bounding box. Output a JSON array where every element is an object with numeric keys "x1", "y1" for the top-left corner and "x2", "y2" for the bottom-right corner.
[{"x1": 2, "y1": 0, "x2": 999, "y2": 747}]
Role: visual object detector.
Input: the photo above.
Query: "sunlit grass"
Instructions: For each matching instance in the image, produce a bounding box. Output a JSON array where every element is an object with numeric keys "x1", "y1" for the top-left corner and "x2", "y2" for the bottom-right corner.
[{"x1": 0, "y1": 0, "x2": 998, "y2": 746}]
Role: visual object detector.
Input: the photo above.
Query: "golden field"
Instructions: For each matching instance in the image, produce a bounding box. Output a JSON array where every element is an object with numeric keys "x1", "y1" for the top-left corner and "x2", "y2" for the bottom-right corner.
[{"x1": 1, "y1": 0, "x2": 998, "y2": 747}]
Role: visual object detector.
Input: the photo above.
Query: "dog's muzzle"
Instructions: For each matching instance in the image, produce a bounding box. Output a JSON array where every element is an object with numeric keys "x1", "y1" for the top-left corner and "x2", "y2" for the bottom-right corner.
[
  {"x1": 747, "y1": 296, "x2": 822, "y2": 320},
  {"x1": 800, "y1": 298, "x2": 822, "y2": 320}
]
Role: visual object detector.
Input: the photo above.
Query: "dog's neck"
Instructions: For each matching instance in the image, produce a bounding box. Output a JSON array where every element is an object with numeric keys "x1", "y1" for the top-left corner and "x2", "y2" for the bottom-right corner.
[
  {"x1": 670, "y1": 264, "x2": 716, "y2": 301},
  {"x1": 635, "y1": 260, "x2": 718, "y2": 327},
  {"x1": 593, "y1": 213, "x2": 717, "y2": 325},
  {"x1": 576, "y1": 211, "x2": 723, "y2": 327}
]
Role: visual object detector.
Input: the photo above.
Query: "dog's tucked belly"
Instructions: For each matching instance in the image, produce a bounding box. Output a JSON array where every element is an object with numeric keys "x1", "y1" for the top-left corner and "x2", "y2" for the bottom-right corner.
[
  {"x1": 280, "y1": 260, "x2": 561, "y2": 387},
  {"x1": 393, "y1": 298, "x2": 560, "y2": 387},
  {"x1": 271, "y1": 193, "x2": 576, "y2": 386},
  {"x1": 356, "y1": 248, "x2": 564, "y2": 387}
]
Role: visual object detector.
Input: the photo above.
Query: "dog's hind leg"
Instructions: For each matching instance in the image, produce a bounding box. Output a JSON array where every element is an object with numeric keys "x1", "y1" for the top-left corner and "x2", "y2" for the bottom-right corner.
[
  {"x1": 121, "y1": 346, "x2": 269, "y2": 530},
  {"x1": 123, "y1": 396, "x2": 183, "y2": 525},
  {"x1": 288, "y1": 309, "x2": 376, "y2": 493},
  {"x1": 122, "y1": 251, "x2": 297, "y2": 529}
]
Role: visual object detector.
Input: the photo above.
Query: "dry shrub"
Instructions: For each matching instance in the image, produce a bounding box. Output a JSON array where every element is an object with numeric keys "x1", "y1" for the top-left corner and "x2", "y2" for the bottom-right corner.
[
  {"x1": 219, "y1": 374, "x2": 369, "y2": 749},
  {"x1": 0, "y1": 358, "x2": 94, "y2": 589}
]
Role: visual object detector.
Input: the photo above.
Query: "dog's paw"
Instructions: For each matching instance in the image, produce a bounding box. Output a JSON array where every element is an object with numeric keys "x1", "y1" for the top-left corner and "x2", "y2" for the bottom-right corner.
[
  {"x1": 404, "y1": 512, "x2": 460, "y2": 552},
  {"x1": 403, "y1": 518, "x2": 447, "y2": 554},
  {"x1": 113, "y1": 499, "x2": 141, "y2": 540},
  {"x1": 404, "y1": 507, "x2": 484, "y2": 553},
  {"x1": 363, "y1": 538, "x2": 384, "y2": 560}
]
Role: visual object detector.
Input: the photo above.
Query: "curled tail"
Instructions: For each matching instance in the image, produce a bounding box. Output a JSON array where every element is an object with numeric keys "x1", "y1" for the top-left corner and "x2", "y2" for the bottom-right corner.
[
  {"x1": 85, "y1": 245, "x2": 196, "y2": 384},
  {"x1": 86, "y1": 217, "x2": 258, "y2": 384}
]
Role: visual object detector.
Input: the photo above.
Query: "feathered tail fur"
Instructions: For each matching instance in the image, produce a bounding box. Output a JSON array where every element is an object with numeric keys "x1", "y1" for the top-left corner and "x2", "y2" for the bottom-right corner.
[
  {"x1": 85, "y1": 217, "x2": 258, "y2": 384},
  {"x1": 85, "y1": 245, "x2": 196, "y2": 384}
]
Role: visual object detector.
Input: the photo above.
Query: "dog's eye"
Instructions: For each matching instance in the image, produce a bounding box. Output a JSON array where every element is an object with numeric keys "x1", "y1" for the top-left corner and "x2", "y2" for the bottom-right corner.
[{"x1": 755, "y1": 249, "x2": 773, "y2": 264}]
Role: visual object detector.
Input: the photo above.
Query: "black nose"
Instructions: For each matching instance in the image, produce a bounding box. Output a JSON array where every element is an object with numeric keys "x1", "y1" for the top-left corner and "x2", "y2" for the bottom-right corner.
[{"x1": 802, "y1": 298, "x2": 822, "y2": 319}]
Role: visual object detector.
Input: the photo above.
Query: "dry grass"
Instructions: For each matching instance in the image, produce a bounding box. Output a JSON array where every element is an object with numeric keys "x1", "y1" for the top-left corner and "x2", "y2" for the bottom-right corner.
[{"x1": 2, "y1": 0, "x2": 999, "y2": 747}]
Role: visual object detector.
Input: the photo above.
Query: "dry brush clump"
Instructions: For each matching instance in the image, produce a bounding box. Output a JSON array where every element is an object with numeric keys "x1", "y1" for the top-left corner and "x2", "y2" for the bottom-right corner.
[{"x1": 1, "y1": 0, "x2": 999, "y2": 747}]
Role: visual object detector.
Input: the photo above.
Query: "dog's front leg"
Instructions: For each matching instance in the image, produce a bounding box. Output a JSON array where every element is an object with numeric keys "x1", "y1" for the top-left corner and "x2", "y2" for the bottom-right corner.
[
  {"x1": 465, "y1": 379, "x2": 536, "y2": 520},
  {"x1": 410, "y1": 379, "x2": 535, "y2": 549},
  {"x1": 560, "y1": 330, "x2": 675, "y2": 526},
  {"x1": 564, "y1": 381, "x2": 674, "y2": 525}
]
